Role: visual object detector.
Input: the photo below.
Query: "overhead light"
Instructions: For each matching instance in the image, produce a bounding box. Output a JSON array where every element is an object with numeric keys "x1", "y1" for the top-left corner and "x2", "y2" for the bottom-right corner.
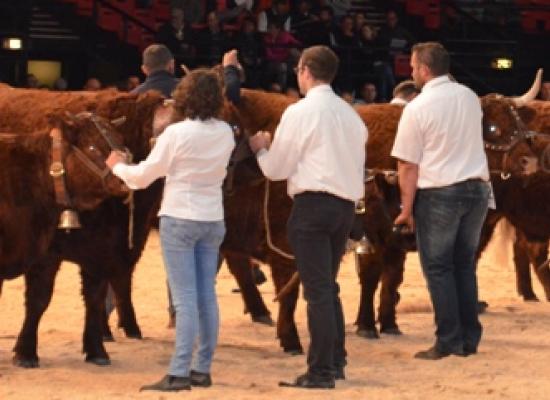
[
  {"x1": 491, "y1": 57, "x2": 513, "y2": 70},
  {"x1": 2, "y1": 37, "x2": 23, "y2": 50}
]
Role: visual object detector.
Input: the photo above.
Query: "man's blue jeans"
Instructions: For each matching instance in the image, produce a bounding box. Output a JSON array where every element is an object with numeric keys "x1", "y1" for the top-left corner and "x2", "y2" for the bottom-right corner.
[
  {"x1": 159, "y1": 216, "x2": 226, "y2": 377},
  {"x1": 414, "y1": 180, "x2": 489, "y2": 354}
]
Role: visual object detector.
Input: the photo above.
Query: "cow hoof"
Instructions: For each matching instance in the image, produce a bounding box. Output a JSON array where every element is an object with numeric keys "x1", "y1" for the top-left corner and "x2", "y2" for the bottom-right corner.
[
  {"x1": 523, "y1": 295, "x2": 539, "y2": 302},
  {"x1": 13, "y1": 356, "x2": 39, "y2": 368},
  {"x1": 103, "y1": 334, "x2": 115, "y2": 342},
  {"x1": 251, "y1": 315, "x2": 274, "y2": 326},
  {"x1": 357, "y1": 328, "x2": 380, "y2": 339},
  {"x1": 381, "y1": 327, "x2": 403, "y2": 335},
  {"x1": 125, "y1": 331, "x2": 143, "y2": 340},
  {"x1": 284, "y1": 348, "x2": 304, "y2": 356},
  {"x1": 85, "y1": 356, "x2": 111, "y2": 366}
]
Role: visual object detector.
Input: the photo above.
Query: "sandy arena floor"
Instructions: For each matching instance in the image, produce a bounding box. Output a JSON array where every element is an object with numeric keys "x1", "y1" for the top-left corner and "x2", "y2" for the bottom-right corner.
[{"x1": 1, "y1": 229, "x2": 549, "y2": 399}]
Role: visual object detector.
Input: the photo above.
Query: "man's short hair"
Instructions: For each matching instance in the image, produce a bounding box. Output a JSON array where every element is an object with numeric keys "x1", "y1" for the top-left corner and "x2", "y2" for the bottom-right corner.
[
  {"x1": 300, "y1": 45, "x2": 339, "y2": 83},
  {"x1": 412, "y1": 42, "x2": 450, "y2": 77},
  {"x1": 393, "y1": 80, "x2": 420, "y2": 98},
  {"x1": 142, "y1": 44, "x2": 174, "y2": 72}
]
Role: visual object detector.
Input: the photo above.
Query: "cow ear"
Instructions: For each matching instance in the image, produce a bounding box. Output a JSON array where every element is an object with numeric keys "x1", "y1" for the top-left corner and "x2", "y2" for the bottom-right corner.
[{"x1": 48, "y1": 113, "x2": 77, "y2": 144}]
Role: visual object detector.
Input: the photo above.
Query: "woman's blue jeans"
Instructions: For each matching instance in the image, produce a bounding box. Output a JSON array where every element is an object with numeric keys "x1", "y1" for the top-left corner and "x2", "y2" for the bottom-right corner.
[
  {"x1": 414, "y1": 179, "x2": 489, "y2": 354},
  {"x1": 159, "y1": 216, "x2": 226, "y2": 377}
]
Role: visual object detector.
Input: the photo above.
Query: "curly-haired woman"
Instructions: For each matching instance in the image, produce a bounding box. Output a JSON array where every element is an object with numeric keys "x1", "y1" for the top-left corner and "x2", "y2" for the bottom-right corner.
[{"x1": 106, "y1": 68, "x2": 235, "y2": 392}]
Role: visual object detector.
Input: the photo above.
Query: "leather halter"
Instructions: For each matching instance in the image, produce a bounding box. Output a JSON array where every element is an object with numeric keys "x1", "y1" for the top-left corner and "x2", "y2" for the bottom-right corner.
[{"x1": 483, "y1": 100, "x2": 540, "y2": 179}]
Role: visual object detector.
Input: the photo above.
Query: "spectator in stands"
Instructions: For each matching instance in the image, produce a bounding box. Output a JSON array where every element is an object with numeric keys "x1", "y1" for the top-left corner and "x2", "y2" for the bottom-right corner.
[
  {"x1": 324, "y1": 0, "x2": 351, "y2": 17},
  {"x1": 156, "y1": 7, "x2": 195, "y2": 70},
  {"x1": 374, "y1": 9, "x2": 415, "y2": 101},
  {"x1": 357, "y1": 22, "x2": 377, "y2": 70},
  {"x1": 355, "y1": 81, "x2": 377, "y2": 104},
  {"x1": 290, "y1": 0, "x2": 318, "y2": 44},
  {"x1": 390, "y1": 79, "x2": 420, "y2": 105},
  {"x1": 285, "y1": 86, "x2": 301, "y2": 99},
  {"x1": 126, "y1": 75, "x2": 141, "y2": 91},
  {"x1": 333, "y1": 14, "x2": 359, "y2": 92},
  {"x1": 352, "y1": 11, "x2": 366, "y2": 36},
  {"x1": 236, "y1": 16, "x2": 264, "y2": 88},
  {"x1": 218, "y1": 0, "x2": 253, "y2": 25},
  {"x1": 340, "y1": 89, "x2": 355, "y2": 104},
  {"x1": 257, "y1": 0, "x2": 291, "y2": 33},
  {"x1": 539, "y1": 81, "x2": 550, "y2": 101},
  {"x1": 196, "y1": 11, "x2": 231, "y2": 66},
  {"x1": 307, "y1": 6, "x2": 336, "y2": 47},
  {"x1": 83, "y1": 77, "x2": 102, "y2": 91},
  {"x1": 171, "y1": 0, "x2": 204, "y2": 25},
  {"x1": 25, "y1": 73, "x2": 39, "y2": 89},
  {"x1": 263, "y1": 19, "x2": 301, "y2": 91},
  {"x1": 53, "y1": 77, "x2": 68, "y2": 91}
]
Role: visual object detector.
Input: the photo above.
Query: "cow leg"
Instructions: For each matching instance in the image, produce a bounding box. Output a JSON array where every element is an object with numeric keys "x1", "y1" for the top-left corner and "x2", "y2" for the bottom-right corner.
[
  {"x1": 80, "y1": 269, "x2": 111, "y2": 365},
  {"x1": 224, "y1": 253, "x2": 273, "y2": 325},
  {"x1": 100, "y1": 285, "x2": 115, "y2": 341},
  {"x1": 514, "y1": 235, "x2": 538, "y2": 301},
  {"x1": 378, "y1": 249, "x2": 406, "y2": 335},
  {"x1": 109, "y1": 268, "x2": 142, "y2": 339},
  {"x1": 526, "y1": 240, "x2": 550, "y2": 301},
  {"x1": 13, "y1": 257, "x2": 61, "y2": 368},
  {"x1": 355, "y1": 253, "x2": 382, "y2": 339},
  {"x1": 270, "y1": 263, "x2": 303, "y2": 354}
]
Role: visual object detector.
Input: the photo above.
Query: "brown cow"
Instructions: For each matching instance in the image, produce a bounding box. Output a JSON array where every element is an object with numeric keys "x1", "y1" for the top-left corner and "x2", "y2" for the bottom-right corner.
[
  {"x1": 0, "y1": 85, "x2": 166, "y2": 366},
  {"x1": 0, "y1": 114, "x2": 128, "y2": 287}
]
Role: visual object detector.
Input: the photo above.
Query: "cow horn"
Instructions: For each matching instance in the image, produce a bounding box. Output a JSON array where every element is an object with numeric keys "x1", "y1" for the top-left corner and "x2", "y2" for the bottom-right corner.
[
  {"x1": 110, "y1": 116, "x2": 126, "y2": 126},
  {"x1": 513, "y1": 68, "x2": 543, "y2": 107}
]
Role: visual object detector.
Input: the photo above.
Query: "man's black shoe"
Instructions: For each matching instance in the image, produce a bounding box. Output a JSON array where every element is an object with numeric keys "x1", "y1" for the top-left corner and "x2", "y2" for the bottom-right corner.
[
  {"x1": 463, "y1": 347, "x2": 477, "y2": 356},
  {"x1": 414, "y1": 345, "x2": 466, "y2": 360},
  {"x1": 279, "y1": 373, "x2": 335, "y2": 389},
  {"x1": 335, "y1": 367, "x2": 345, "y2": 380},
  {"x1": 139, "y1": 375, "x2": 191, "y2": 392},
  {"x1": 190, "y1": 370, "x2": 212, "y2": 387}
]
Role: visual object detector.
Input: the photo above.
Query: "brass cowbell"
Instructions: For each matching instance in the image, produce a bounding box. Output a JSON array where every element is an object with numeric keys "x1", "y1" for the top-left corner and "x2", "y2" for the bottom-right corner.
[{"x1": 58, "y1": 209, "x2": 82, "y2": 232}]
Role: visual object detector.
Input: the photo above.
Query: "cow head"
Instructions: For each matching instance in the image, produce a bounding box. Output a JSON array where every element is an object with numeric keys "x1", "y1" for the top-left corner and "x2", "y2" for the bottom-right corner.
[
  {"x1": 49, "y1": 113, "x2": 130, "y2": 210},
  {"x1": 481, "y1": 94, "x2": 539, "y2": 178}
]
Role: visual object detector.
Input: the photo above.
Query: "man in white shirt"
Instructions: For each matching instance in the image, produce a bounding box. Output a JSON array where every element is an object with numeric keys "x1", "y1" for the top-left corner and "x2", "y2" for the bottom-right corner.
[
  {"x1": 392, "y1": 42, "x2": 490, "y2": 360},
  {"x1": 249, "y1": 45, "x2": 367, "y2": 388},
  {"x1": 389, "y1": 79, "x2": 419, "y2": 105}
]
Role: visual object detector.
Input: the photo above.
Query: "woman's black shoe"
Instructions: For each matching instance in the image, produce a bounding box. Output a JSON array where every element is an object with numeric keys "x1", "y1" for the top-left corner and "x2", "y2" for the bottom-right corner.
[
  {"x1": 139, "y1": 375, "x2": 191, "y2": 392},
  {"x1": 190, "y1": 370, "x2": 212, "y2": 387}
]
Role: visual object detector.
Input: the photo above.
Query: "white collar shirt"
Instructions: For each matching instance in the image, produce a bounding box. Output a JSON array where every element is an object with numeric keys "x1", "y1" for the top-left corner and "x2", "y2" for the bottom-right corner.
[
  {"x1": 390, "y1": 97, "x2": 408, "y2": 105},
  {"x1": 257, "y1": 84, "x2": 367, "y2": 201},
  {"x1": 391, "y1": 75, "x2": 489, "y2": 188},
  {"x1": 113, "y1": 118, "x2": 235, "y2": 221}
]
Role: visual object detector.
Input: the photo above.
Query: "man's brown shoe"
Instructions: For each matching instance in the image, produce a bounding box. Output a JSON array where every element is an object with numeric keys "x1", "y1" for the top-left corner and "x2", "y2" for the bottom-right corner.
[{"x1": 190, "y1": 370, "x2": 212, "y2": 387}]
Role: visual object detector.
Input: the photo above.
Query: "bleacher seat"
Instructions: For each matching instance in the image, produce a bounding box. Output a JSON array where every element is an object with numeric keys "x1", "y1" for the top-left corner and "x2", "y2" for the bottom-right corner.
[
  {"x1": 394, "y1": 54, "x2": 412, "y2": 78},
  {"x1": 75, "y1": 0, "x2": 94, "y2": 16},
  {"x1": 406, "y1": 0, "x2": 428, "y2": 15},
  {"x1": 97, "y1": 5, "x2": 123, "y2": 33}
]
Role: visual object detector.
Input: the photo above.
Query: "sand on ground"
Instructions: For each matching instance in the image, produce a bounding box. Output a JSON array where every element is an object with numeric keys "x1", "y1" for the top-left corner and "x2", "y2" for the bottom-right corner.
[{"x1": 1, "y1": 229, "x2": 549, "y2": 400}]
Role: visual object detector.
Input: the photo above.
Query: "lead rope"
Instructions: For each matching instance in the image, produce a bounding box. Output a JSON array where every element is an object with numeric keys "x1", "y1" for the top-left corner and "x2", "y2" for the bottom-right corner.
[
  {"x1": 124, "y1": 150, "x2": 134, "y2": 249},
  {"x1": 263, "y1": 179, "x2": 294, "y2": 260}
]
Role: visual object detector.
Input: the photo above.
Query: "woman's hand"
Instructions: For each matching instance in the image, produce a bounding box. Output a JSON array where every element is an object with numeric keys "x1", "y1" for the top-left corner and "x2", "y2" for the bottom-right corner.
[{"x1": 106, "y1": 150, "x2": 127, "y2": 170}]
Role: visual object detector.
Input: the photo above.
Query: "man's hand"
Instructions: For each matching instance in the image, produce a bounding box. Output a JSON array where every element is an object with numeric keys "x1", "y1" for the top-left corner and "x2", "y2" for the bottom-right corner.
[
  {"x1": 223, "y1": 49, "x2": 240, "y2": 68},
  {"x1": 393, "y1": 212, "x2": 415, "y2": 234},
  {"x1": 248, "y1": 130, "x2": 272, "y2": 154},
  {"x1": 106, "y1": 150, "x2": 127, "y2": 170}
]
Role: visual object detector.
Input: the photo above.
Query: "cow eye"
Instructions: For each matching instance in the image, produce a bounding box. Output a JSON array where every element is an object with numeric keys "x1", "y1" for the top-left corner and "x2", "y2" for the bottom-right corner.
[{"x1": 483, "y1": 122, "x2": 501, "y2": 140}]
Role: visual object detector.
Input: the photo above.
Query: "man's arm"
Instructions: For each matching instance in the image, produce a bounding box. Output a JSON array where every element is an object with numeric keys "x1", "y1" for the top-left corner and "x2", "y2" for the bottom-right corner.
[
  {"x1": 223, "y1": 49, "x2": 242, "y2": 105},
  {"x1": 394, "y1": 160, "x2": 418, "y2": 231}
]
